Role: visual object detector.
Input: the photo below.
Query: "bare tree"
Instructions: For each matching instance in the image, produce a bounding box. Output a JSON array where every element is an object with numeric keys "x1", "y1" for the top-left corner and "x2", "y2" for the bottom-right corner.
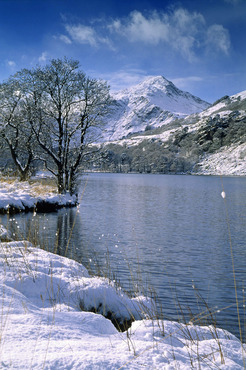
[
  {"x1": 0, "y1": 58, "x2": 111, "y2": 193},
  {"x1": 27, "y1": 58, "x2": 111, "y2": 194}
]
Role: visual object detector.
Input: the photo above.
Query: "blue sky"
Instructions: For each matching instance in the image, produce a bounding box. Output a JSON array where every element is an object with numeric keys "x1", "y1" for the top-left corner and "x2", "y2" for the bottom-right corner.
[{"x1": 0, "y1": 0, "x2": 245, "y2": 102}]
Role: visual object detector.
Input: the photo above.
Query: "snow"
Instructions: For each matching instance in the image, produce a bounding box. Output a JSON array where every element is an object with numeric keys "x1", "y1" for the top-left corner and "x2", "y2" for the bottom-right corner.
[
  {"x1": 197, "y1": 89, "x2": 246, "y2": 119},
  {"x1": 0, "y1": 234, "x2": 245, "y2": 368},
  {"x1": 196, "y1": 143, "x2": 246, "y2": 176},
  {"x1": 0, "y1": 179, "x2": 77, "y2": 213},
  {"x1": 199, "y1": 101, "x2": 228, "y2": 117},
  {"x1": 231, "y1": 90, "x2": 246, "y2": 101},
  {"x1": 101, "y1": 127, "x2": 174, "y2": 148}
]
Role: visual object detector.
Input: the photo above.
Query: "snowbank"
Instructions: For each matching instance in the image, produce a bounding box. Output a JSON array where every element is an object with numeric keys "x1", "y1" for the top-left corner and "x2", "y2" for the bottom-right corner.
[
  {"x1": 0, "y1": 237, "x2": 245, "y2": 369},
  {"x1": 0, "y1": 179, "x2": 77, "y2": 213}
]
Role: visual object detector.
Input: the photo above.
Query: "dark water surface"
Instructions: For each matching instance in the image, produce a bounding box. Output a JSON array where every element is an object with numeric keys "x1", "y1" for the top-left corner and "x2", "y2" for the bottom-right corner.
[{"x1": 2, "y1": 173, "x2": 246, "y2": 340}]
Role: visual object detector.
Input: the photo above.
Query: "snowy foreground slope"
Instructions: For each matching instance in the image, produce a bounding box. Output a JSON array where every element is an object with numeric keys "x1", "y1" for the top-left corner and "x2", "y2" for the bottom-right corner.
[{"x1": 0, "y1": 237, "x2": 245, "y2": 369}]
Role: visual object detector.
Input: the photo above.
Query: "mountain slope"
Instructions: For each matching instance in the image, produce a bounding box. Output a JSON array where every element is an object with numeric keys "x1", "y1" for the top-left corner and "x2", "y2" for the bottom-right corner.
[
  {"x1": 103, "y1": 76, "x2": 210, "y2": 140},
  {"x1": 190, "y1": 89, "x2": 246, "y2": 175}
]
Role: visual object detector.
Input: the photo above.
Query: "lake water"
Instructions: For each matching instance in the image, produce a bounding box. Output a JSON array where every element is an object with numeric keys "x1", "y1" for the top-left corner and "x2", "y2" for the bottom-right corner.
[{"x1": 2, "y1": 173, "x2": 246, "y2": 340}]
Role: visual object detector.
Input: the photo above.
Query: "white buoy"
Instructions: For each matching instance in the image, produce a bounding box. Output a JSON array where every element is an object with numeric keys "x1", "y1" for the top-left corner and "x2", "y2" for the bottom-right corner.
[{"x1": 221, "y1": 191, "x2": 226, "y2": 199}]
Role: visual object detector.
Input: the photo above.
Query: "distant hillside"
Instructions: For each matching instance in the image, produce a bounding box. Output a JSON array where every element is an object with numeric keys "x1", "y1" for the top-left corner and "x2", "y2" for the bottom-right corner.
[
  {"x1": 84, "y1": 89, "x2": 246, "y2": 176},
  {"x1": 102, "y1": 76, "x2": 210, "y2": 140}
]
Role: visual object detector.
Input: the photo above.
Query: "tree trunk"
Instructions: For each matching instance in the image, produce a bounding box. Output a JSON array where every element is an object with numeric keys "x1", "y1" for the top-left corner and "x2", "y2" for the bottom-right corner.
[
  {"x1": 8, "y1": 141, "x2": 33, "y2": 181},
  {"x1": 19, "y1": 167, "x2": 30, "y2": 181},
  {"x1": 68, "y1": 168, "x2": 77, "y2": 196},
  {"x1": 57, "y1": 165, "x2": 64, "y2": 194}
]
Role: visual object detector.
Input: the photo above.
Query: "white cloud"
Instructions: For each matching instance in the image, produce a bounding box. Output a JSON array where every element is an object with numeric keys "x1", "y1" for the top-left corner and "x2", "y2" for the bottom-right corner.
[
  {"x1": 65, "y1": 24, "x2": 112, "y2": 48},
  {"x1": 59, "y1": 34, "x2": 72, "y2": 44},
  {"x1": 206, "y1": 24, "x2": 230, "y2": 55},
  {"x1": 172, "y1": 76, "x2": 204, "y2": 89},
  {"x1": 110, "y1": 10, "x2": 169, "y2": 45},
  {"x1": 109, "y1": 8, "x2": 230, "y2": 61},
  {"x1": 38, "y1": 52, "x2": 48, "y2": 63},
  {"x1": 65, "y1": 24, "x2": 98, "y2": 46},
  {"x1": 90, "y1": 69, "x2": 148, "y2": 92},
  {"x1": 7, "y1": 60, "x2": 16, "y2": 67}
]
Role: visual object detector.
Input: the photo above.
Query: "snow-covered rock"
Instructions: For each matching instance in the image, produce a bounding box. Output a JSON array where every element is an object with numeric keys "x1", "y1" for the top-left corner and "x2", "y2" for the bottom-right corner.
[{"x1": 103, "y1": 76, "x2": 210, "y2": 140}]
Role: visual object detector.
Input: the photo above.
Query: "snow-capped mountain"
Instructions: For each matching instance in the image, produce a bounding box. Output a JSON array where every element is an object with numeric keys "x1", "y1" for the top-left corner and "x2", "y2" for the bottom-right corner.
[
  {"x1": 103, "y1": 76, "x2": 210, "y2": 140},
  {"x1": 89, "y1": 88, "x2": 246, "y2": 176}
]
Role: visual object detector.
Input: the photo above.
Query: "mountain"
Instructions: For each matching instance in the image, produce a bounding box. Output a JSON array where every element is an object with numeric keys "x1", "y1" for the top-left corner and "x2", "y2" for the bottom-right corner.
[
  {"x1": 86, "y1": 89, "x2": 246, "y2": 176},
  {"x1": 103, "y1": 76, "x2": 210, "y2": 140}
]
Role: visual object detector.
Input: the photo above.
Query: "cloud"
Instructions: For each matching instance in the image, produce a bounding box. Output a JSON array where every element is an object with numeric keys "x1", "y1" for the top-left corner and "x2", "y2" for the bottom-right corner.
[
  {"x1": 38, "y1": 52, "x2": 48, "y2": 63},
  {"x1": 206, "y1": 24, "x2": 230, "y2": 55},
  {"x1": 90, "y1": 69, "x2": 148, "y2": 92},
  {"x1": 65, "y1": 24, "x2": 98, "y2": 46},
  {"x1": 172, "y1": 76, "x2": 204, "y2": 89},
  {"x1": 57, "y1": 8, "x2": 230, "y2": 62},
  {"x1": 110, "y1": 11, "x2": 169, "y2": 45},
  {"x1": 64, "y1": 24, "x2": 112, "y2": 48},
  {"x1": 59, "y1": 34, "x2": 72, "y2": 44},
  {"x1": 109, "y1": 8, "x2": 230, "y2": 61},
  {"x1": 168, "y1": 75, "x2": 208, "y2": 95},
  {"x1": 7, "y1": 60, "x2": 16, "y2": 67}
]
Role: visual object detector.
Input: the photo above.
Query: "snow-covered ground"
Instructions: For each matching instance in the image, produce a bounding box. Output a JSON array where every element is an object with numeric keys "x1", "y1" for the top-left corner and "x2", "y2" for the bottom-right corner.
[
  {"x1": 101, "y1": 127, "x2": 174, "y2": 148},
  {"x1": 0, "y1": 238, "x2": 245, "y2": 369},
  {"x1": 0, "y1": 178, "x2": 77, "y2": 213},
  {"x1": 196, "y1": 143, "x2": 246, "y2": 176}
]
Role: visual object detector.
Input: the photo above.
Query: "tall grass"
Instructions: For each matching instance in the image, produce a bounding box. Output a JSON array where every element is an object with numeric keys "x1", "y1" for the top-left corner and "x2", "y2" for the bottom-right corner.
[{"x1": 220, "y1": 177, "x2": 245, "y2": 367}]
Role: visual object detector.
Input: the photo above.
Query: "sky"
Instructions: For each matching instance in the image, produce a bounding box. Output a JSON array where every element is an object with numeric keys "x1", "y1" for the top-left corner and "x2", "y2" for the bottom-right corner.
[{"x1": 0, "y1": 0, "x2": 245, "y2": 103}]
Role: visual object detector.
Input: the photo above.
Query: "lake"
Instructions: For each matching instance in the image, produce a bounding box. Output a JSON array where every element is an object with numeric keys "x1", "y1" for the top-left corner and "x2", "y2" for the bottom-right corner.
[{"x1": 2, "y1": 173, "x2": 246, "y2": 340}]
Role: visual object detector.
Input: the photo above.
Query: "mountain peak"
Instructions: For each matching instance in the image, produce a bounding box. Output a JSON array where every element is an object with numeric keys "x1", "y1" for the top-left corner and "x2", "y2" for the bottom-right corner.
[
  {"x1": 105, "y1": 75, "x2": 210, "y2": 140},
  {"x1": 138, "y1": 75, "x2": 171, "y2": 86}
]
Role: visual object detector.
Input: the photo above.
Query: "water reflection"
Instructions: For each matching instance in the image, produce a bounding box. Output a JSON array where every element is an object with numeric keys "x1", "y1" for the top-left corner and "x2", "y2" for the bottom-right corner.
[{"x1": 2, "y1": 208, "x2": 83, "y2": 262}]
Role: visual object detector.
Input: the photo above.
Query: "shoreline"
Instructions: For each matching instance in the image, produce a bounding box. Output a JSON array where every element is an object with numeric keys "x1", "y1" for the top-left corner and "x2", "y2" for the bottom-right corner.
[{"x1": 0, "y1": 178, "x2": 77, "y2": 214}]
